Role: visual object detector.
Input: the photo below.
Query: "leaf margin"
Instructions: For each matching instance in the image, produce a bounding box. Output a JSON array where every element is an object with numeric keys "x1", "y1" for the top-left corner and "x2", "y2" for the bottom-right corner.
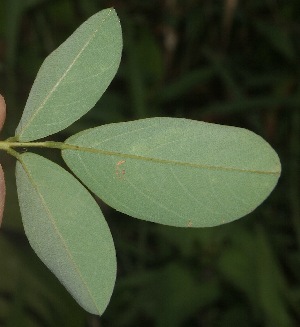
[
  {"x1": 15, "y1": 7, "x2": 122, "y2": 141},
  {"x1": 16, "y1": 152, "x2": 116, "y2": 315}
]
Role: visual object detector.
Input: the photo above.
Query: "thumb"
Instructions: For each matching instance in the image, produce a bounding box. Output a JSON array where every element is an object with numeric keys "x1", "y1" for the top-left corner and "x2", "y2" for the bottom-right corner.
[
  {"x1": 0, "y1": 94, "x2": 6, "y2": 131},
  {"x1": 0, "y1": 94, "x2": 6, "y2": 225},
  {"x1": 0, "y1": 164, "x2": 5, "y2": 226}
]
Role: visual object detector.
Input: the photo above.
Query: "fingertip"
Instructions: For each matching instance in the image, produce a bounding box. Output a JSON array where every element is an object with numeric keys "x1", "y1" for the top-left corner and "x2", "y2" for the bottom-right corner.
[
  {"x1": 0, "y1": 164, "x2": 5, "y2": 226},
  {"x1": 0, "y1": 94, "x2": 6, "y2": 131}
]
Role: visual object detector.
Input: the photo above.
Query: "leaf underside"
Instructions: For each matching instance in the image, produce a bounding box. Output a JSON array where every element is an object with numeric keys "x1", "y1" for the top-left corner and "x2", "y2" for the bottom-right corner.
[
  {"x1": 16, "y1": 153, "x2": 116, "y2": 315},
  {"x1": 15, "y1": 8, "x2": 122, "y2": 141},
  {"x1": 62, "y1": 117, "x2": 281, "y2": 227}
]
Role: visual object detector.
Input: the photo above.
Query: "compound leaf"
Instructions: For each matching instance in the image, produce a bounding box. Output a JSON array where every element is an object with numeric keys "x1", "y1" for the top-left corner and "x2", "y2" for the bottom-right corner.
[
  {"x1": 62, "y1": 117, "x2": 281, "y2": 227},
  {"x1": 16, "y1": 153, "x2": 116, "y2": 315},
  {"x1": 15, "y1": 8, "x2": 122, "y2": 141}
]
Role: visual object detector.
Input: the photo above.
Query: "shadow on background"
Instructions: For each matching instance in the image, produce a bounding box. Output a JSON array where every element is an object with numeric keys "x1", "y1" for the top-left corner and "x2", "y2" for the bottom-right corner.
[{"x1": 0, "y1": 0, "x2": 299, "y2": 326}]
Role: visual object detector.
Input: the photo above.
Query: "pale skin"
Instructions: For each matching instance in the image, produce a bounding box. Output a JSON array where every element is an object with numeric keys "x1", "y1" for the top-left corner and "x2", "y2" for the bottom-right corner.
[{"x1": 0, "y1": 94, "x2": 6, "y2": 226}]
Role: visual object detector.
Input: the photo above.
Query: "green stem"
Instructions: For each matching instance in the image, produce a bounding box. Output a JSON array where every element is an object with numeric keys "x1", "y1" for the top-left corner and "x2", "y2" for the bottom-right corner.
[
  {"x1": 0, "y1": 140, "x2": 280, "y2": 175},
  {"x1": 0, "y1": 140, "x2": 77, "y2": 152},
  {"x1": 6, "y1": 147, "x2": 22, "y2": 161},
  {"x1": 0, "y1": 140, "x2": 83, "y2": 160}
]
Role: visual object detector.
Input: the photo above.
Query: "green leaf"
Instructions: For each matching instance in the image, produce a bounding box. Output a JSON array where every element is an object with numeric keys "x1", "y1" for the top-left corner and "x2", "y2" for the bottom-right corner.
[
  {"x1": 16, "y1": 153, "x2": 116, "y2": 315},
  {"x1": 62, "y1": 117, "x2": 281, "y2": 227},
  {"x1": 15, "y1": 8, "x2": 122, "y2": 141}
]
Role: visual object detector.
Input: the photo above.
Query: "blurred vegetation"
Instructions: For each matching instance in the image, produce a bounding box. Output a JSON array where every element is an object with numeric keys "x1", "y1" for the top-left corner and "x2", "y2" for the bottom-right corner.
[{"x1": 0, "y1": 0, "x2": 299, "y2": 326}]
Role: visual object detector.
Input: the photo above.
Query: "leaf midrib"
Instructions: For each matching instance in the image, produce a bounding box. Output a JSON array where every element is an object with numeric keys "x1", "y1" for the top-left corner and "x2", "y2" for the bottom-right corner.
[{"x1": 63, "y1": 143, "x2": 281, "y2": 176}]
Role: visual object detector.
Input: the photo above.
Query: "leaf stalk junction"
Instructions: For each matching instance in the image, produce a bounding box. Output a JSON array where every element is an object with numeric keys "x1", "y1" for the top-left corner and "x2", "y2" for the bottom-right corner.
[{"x1": 0, "y1": 140, "x2": 69, "y2": 160}]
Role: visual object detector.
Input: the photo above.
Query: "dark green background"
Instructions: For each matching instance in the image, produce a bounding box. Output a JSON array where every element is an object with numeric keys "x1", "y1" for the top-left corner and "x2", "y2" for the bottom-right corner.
[{"x1": 0, "y1": 0, "x2": 299, "y2": 326}]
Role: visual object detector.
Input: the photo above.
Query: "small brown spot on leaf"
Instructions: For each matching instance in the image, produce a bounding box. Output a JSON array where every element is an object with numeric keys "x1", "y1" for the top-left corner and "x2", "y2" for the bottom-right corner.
[
  {"x1": 117, "y1": 160, "x2": 126, "y2": 166},
  {"x1": 116, "y1": 160, "x2": 126, "y2": 179},
  {"x1": 187, "y1": 220, "x2": 193, "y2": 227}
]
